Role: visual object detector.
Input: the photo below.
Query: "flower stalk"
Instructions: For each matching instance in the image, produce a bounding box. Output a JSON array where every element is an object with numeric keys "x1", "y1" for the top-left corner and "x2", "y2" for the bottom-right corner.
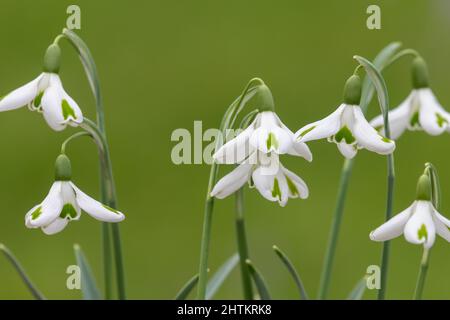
[{"x1": 414, "y1": 248, "x2": 430, "y2": 300}]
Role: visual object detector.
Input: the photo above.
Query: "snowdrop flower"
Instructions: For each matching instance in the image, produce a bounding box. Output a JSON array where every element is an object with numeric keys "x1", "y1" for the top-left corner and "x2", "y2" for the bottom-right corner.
[
  {"x1": 0, "y1": 44, "x2": 83, "y2": 131},
  {"x1": 211, "y1": 152, "x2": 308, "y2": 207},
  {"x1": 25, "y1": 155, "x2": 124, "y2": 235},
  {"x1": 213, "y1": 83, "x2": 312, "y2": 164},
  {"x1": 370, "y1": 174, "x2": 450, "y2": 249},
  {"x1": 370, "y1": 57, "x2": 450, "y2": 140},
  {"x1": 295, "y1": 75, "x2": 395, "y2": 159}
]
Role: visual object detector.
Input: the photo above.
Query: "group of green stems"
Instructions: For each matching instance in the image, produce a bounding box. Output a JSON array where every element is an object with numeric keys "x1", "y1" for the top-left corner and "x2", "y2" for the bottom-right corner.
[{"x1": 196, "y1": 43, "x2": 432, "y2": 300}]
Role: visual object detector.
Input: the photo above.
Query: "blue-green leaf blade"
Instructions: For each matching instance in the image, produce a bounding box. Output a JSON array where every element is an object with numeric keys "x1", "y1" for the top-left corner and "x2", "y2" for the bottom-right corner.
[
  {"x1": 74, "y1": 244, "x2": 101, "y2": 300},
  {"x1": 347, "y1": 276, "x2": 368, "y2": 300},
  {"x1": 246, "y1": 259, "x2": 271, "y2": 300},
  {"x1": 206, "y1": 253, "x2": 239, "y2": 300},
  {"x1": 175, "y1": 274, "x2": 199, "y2": 300}
]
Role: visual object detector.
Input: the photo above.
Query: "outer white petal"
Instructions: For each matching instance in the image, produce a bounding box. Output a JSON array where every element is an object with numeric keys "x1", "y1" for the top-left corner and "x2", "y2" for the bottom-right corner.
[
  {"x1": 337, "y1": 142, "x2": 357, "y2": 159},
  {"x1": 27, "y1": 182, "x2": 63, "y2": 228},
  {"x1": 0, "y1": 74, "x2": 44, "y2": 111},
  {"x1": 41, "y1": 85, "x2": 66, "y2": 131},
  {"x1": 370, "y1": 93, "x2": 413, "y2": 140},
  {"x1": 250, "y1": 112, "x2": 292, "y2": 154},
  {"x1": 370, "y1": 203, "x2": 413, "y2": 242},
  {"x1": 25, "y1": 205, "x2": 41, "y2": 229},
  {"x1": 352, "y1": 106, "x2": 395, "y2": 155},
  {"x1": 282, "y1": 166, "x2": 309, "y2": 199},
  {"x1": 287, "y1": 141, "x2": 313, "y2": 162},
  {"x1": 404, "y1": 201, "x2": 436, "y2": 249},
  {"x1": 432, "y1": 213, "x2": 450, "y2": 243},
  {"x1": 418, "y1": 89, "x2": 450, "y2": 136},
  {"x1": 210, "y1": 163, "x2": 252, "y2": 199},
  {"x1": 433, "y1": 209, "x2": 450, "y2": 228},
  {"x1": 71, "y1": 182, "x2": 125, "y2": 222},
  {"x1": 213, "y1": 123, "x2": 256, "y2": 164},
  {"x1": 295, "y1": 104, "x2": 345, "y2": 142},
  {"x1": 42, "y1": 218, "x2": 69, "y2": 235}
]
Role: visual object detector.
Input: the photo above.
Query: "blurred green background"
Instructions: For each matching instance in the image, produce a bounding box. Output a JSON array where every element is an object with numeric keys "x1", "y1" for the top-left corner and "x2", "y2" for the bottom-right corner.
[{"x1": 1, "y1": 0, "x2": 450, "y2": 299}]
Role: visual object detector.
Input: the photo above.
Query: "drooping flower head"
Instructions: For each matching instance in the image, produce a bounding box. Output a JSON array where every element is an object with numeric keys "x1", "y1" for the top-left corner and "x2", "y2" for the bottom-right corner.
[
  {"x1": 0, "y1": 44, "x2": 83, "y2": 131},
  {"x1": 370, "y1": 56, "x2": 450, "y2": 140},
  {"x1": 25, "y1": 154, "x2": 124, "y2": 235},
  {"x1": 211, "y1": 80, "x2": 310, "y2": 206},
  {"x1": 295, "y1": 75, "x2": 395, "y2": 159},
  {"x1": 370, "y1": 174, "x2": 450, "y2": 249}
]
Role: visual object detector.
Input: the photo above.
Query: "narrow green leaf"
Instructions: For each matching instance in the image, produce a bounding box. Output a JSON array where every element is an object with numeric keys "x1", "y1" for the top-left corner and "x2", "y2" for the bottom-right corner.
[
  {"x1": 246, "y1": 259, "x2": 271, "y2": 300},
  {"x1": 74, "y1": 244, "x2": 102, "y2": 300},
  {"x1": 0, "y1": 244, "x2": 46, "y2": 300},
  {"x1": 273, "y1": 245, "x2": 308, "y2": 300},
  {"x1": 206, "y1": 253, "x2": 239, "y2": 300},
  {"x1": 360, "y1": 42, "x2": 402, "y2": 113},
  {"x1": 347, "y1": 276, "x2": 368, "y2": 300},
  {"x1": 175, "y1": 274, "x2": 199, "y2": 300},
  {"x1": 354, "y1": 55, "x2": 391, "y2": 138}
]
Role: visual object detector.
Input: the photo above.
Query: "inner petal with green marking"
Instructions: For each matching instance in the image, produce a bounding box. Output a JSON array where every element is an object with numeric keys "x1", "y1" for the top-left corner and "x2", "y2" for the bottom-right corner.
[
  {"x1": 409, "y1": 111, "x2": 420, "y2": 128},
  {"x1": 271, "y1": 178, "x2": 282, "y2": 201},
  {"x1": 31, "y1": 206, "x2": 42, "y2": 220},
  {"x1": 266, "y1": 132, "x2": 279, "y2": 151},
  {"x1": 418, "y1": 224, "x2": 428, "y2": 241},
  {"x1": 59, "y1": 203, "x2": 78, "y2": 219},
  {"x1": 333, "y1": 126, "x2": 355, "y2": 144},
  {"x1": 286, "y1": 175, "x2": 298, "y2": 197},
  {"x1": 436, "y1": 113, "x2": 448, "y2": 128},
  {"x1": 61, "y1": 99, "x2": 77, "y2": 120},
  {"x1": 33, "y1": 91, "x2": 44, "y2": 108}
]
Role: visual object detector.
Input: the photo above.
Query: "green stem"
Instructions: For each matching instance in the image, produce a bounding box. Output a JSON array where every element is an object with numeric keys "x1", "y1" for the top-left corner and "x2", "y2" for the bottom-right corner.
[
  {"x1": 80, "y1": 118, "x2": 125, "y2": 300},
  {"x1": 413, "y1": 249, "x2": 430, "y2": 300},
  {"x1": 377, "y1": 154, "x2": 395, "y2": 300},
  {"x1": 317, "y1": 158, "x2": 354, "y2": 299},
  {"x1": 235, "y1": 188, "x2": 254, "y2": 300},
  {"x1": 197, "y1": 196, "x2": 215, "y2": 299},
  {"x1": 61, "y1": 132, "x2": 92, "y2": 154}
]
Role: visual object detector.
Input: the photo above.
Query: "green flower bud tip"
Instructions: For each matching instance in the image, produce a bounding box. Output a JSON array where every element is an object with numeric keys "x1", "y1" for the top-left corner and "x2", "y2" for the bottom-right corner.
[
  {"x1": 416, "y1": 174, "x2": 431, "y2": 201},
  {"x1": 43, "y1": 44, "x2": 61, "y2": 73},
  {"x1": 343, "y1": 75, "x2": 362, "y2": 105},
  {"x1": 412, "y1": 56, "x2": 429, "y2": 89},
  {"x1": 255, "y1": 84, "x2": 275, "y2": 112},
  {"x1": 55, "y1": 154, "x2": 72, "y2": 181}
]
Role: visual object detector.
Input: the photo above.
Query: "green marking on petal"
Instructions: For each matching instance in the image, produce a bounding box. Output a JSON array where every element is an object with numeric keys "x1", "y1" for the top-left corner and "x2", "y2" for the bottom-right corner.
[
  {"x1": 418, "y1": 224, "x2": 428, "y2": 241},
  {"x1": 298, "y1": 126, "x2": 316, "y2": 137},
  {"x1": 374, "y1": 125, "x2": 383, "y2": 132},
  {"x1": 334, "y1": 126, "x2": 355, "y2": 144},
  {"x1": 266, "y1": 132, "x2": 279, "y2": 151},
  {"x1": 59, "y1": 203, "x2": 78, "y2": 219},
  {"x1": 380, "y1": 135, "x2": 392, "y2": 143},
  {"x1": 31, "y1": 206, "x2": 42, "y2": 220},
  {"x1": 33, "y1": 91, "x2": 44, "y2": 108},
  {"x1": 61, "y1": 99, "x2": 77, "y2": 120},
  {"x1": 436, "y1": 113, "x2": 448, "y2": 128},
  {"x1": 102, "y1": 204, "x2": 120, "y2": 215},
  {"x1": 285, "y1": 175, "x2": 298, "y2": 196},
  {"x1": 271, "y1": 178, "x2": 282, "y2": 201},
  {"x1": 410, "y1": 111, "x2": 420, "y2": 127}
]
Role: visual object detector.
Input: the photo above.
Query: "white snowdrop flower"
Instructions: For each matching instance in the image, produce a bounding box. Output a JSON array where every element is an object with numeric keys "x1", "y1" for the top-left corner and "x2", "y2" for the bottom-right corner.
[
  {"x1": 295, "y1": 75, "x2": 395, "y2": 159},
  {"x1": 213, "y1": 83, "x2": 312, "y2": 164},
  {"x1": 370, "y1": 57, "x2": 450, "y2": 140},
  {"x1": 25, "y1": 155, "x2": 124, "y2": 235},
  {"x1": 370, "y1": 175, "x2": 450, "y2": 249},
  {"x1": 0, "y1": 44, "x2": 83, "y2": 131},
  {"x1": 211, "y1": 152, "x2": 308, "y2": 207}
]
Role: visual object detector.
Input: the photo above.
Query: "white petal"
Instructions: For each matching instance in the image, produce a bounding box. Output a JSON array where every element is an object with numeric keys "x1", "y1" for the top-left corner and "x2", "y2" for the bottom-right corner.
[
  {"x1": 42, "y1": 218, "x2": 69, "y2": 235},
  {"x1": 250, "y1": 111, "x2": 292, "y2": 154},
  {"x1": 287, "y1": 141, "x2": 313, "y2": 162},
  {"x1": 210, "y1": 163, "x2": 252, "y2": 199},
  {"x1": 41, "y1": 85, "x2": 66, "y2": 131},
  {"x1": 60, "y1": 182, "x2": 81, "y2": 220},
  {"x1": 352, "y1": 106, "x2": 395, "y2": 155},
  {"x1": 404, "y1": 201, "x2": 436, "y2": 249},
  {"x1": 27, "y1": 182, "x2": 63, "y2": 228},
  {"x1": 282, "y1": 166, "x2": 309, "y2": 199},
  {"x1": 418, "y1": 89, "x2": 450, "y2": 136},
  {"x1": 25, "y1": 205, "x2": 40, "y2": 229},
  {"x1": 252, "y1": 164, "x2": 289, "y2": 206},
  {"x1": 295, "y1": 104, "x2": 345, "y2": 142},
  {"x1": 337, "y1": 142, "x2": 357, "y2": 159},
  {"x1": 433, "y1": 209, "x2": 450, "y2": 228},
  {"x1": 71, "y1": 182, "x2": 125, "y2": 222},
  {"x1": 370, "y1": 203, "x2": 413, "y2": 242},
  {"x1": 432, "y1": 214, "x2": 450, "y2": 243},
  {"x1": 0, "y1": 74, "x2": 43, "y2": 111},
  {"x1": 213, "y1": 123, "x2": 256, "y2": 164},
  {"x1": 370, "y1": 93, "x2": 413, "y2": 140}
]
